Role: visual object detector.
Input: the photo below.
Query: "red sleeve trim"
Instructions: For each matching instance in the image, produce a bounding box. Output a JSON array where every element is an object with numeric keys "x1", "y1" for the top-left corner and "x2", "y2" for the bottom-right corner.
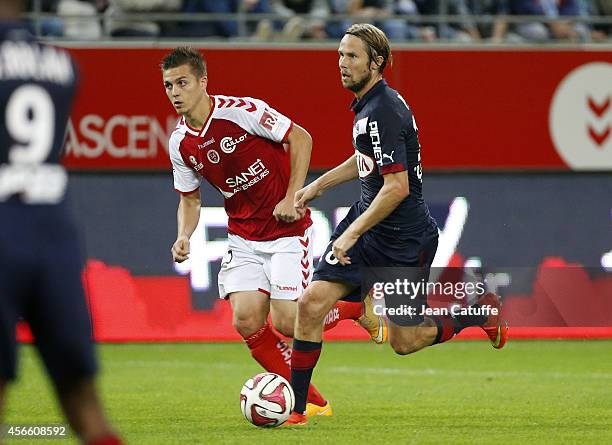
[
  {"x1": 175, "y1": 187, "x2": 200, "y2": 196},
  {"x1": 380, "y1": 163, "x2": 406, "y2": 175},
  {"x1": 281, "y1": 121, "x2": 294, "y2": 144}
]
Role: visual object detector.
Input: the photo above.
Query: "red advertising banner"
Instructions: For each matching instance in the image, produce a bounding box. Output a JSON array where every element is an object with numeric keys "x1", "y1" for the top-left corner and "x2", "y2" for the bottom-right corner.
[
  {"x1": 63, "y1": 47, "x2": 612, "y2": 171},
  {"x1": 16, "y1": 259, "x2": 612, "y2": 343}
]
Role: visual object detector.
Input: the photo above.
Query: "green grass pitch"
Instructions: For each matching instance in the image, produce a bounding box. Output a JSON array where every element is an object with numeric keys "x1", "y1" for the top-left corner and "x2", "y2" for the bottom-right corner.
[{"x1": 4, "y1": 339, "x2": 612, "y2": 444}]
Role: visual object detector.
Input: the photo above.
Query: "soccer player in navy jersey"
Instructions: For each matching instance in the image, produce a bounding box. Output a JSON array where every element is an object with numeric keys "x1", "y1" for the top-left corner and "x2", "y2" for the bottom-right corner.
[
  {"x1": 286, "y1": 23, "x2": 509, "y2": 425},
  {"x1": 161, "y1": 47, "x2": 386, "y2": 418},
  {"x1": 0, "y1": 1, "x2": 123, "y2": 444}
]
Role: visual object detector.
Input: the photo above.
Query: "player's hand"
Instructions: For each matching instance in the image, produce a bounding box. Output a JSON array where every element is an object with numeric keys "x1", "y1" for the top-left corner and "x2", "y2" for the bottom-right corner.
[
  {"x1": 172, "y1": 236, "x2": 190, "y2": 263},
  {"x1": 332, "y1": 228, "x2": 360, "y2": 266},
  {"x1": 294, "y1": 182, "x2": 323, "y2": 210},
  {"x1": 273, "y1": 196, "x2": 301, "y2": 223}
]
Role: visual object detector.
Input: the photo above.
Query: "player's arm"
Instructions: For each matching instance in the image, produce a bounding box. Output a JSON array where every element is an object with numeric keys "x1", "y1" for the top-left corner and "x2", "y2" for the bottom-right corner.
[
  {"x1": 172, "y1": 190, "x2": 201, "y2": 263},
  {"x1": 273, "y1": 123, "x2": 312, "y2": 223},
  {"x1": 333, "y1": 170, "x2": 409, "y2": 265},
  {"x1": 294, "y1": 153, "x2": 358, "y2": 209}
]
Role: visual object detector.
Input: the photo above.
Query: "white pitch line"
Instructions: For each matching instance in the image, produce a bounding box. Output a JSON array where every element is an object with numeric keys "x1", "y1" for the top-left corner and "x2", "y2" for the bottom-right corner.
[
  {"x1": 328, "y1": 366, "x2": 612, "y2": 380},
  {"x1": 98, "y1": 360, "x2": 612, "y2": 381}
]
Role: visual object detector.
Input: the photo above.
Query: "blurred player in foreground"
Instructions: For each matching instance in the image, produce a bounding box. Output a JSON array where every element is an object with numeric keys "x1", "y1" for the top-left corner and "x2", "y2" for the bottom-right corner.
[
  {"x1": 287, "y1": 24, "x2": 509, "y2": 425},
  {"x1": 161, "y1": 47, "x2": 386, "y2": 417},
  {"x1": 0, "y1": 1, "x2": 123, "y2": 444}
]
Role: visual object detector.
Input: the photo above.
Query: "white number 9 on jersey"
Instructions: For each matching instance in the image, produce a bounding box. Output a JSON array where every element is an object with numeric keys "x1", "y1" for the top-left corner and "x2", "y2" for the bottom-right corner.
[
  {"x1": 0, "y1": 84, "x2": 67, "y2": 204},
  {"x1": 7, "y1": 85, "x2": 55, "y2": 163}
]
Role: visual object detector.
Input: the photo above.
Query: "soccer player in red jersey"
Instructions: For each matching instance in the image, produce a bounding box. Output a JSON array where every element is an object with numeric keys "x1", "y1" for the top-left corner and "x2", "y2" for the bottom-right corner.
[{"x1": 161, "y1": 47, "x2": 387, "y2": 417}]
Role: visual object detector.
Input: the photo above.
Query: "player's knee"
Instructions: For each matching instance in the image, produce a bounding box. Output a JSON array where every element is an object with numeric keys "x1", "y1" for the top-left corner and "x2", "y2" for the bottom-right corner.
[
  {"x1": 390, "y1": 343, "x2": 419, "y2": 356},
  {"x1": 41, "y1": 343, "x2": 97, "y2": 393},
  {"x1": 232, "y1": 314, "x2": 265, "y2": 338},
  {"x1": 297, "y1": 288, "x2": 327, "y2": 323},
  {"x1": 271, "y1": 316, "x2": 294, "y2": 338},
  {"x1": 389, "y1": 336, "x2": 420, "y2": 355}
]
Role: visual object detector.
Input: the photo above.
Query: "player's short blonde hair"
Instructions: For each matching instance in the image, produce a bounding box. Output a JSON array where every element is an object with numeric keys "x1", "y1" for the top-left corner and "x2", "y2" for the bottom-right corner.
[
  {"x1": 161, "y1": 46, "x2": 207, "y2": 78},
  {"x1": 345, "y1": 24, "x2": 392, "y2": 74}
]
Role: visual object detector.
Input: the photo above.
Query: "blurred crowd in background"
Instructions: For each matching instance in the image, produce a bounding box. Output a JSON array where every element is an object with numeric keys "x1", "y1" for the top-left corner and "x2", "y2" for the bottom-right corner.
[{"x1": 26, "y1": 0, "x2": 612, "y2": 42}]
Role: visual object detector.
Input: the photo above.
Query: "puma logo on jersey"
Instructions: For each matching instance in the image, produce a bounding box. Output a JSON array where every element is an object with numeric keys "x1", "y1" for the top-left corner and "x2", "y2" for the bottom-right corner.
[{"x1": 382, "y1": 151, "x2": 395, "y2": 163}]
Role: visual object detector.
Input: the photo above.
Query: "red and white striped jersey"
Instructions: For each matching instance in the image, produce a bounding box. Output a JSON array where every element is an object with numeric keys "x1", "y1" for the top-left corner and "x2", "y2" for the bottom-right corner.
[{"x1": 169, "y1": 95, "x2": 312, "y2": 241}]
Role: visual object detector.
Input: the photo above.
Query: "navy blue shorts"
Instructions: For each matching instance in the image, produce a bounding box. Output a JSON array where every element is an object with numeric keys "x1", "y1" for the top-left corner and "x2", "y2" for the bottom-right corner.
[
  {"x1": 0, "y1": 203, "x2": 97, "y2": 385},
  {"x1": 313, "y1": 202, "x2": 439, "y2": 303}
]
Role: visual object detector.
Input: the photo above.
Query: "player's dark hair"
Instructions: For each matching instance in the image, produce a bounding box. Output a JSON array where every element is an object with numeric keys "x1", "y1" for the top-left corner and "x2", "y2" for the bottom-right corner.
[
  {"x1": 345, "y1": 23, "x2": 392, "y2": 74},
  {"x1": 161, "y1": 47, "x2": 207, "y2": 78}
]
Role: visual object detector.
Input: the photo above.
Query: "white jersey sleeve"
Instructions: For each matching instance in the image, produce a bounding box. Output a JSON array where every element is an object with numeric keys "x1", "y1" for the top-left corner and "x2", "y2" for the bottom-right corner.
[
  {"x1": 214, "y1": 95, "x2": 293, "y2": 143},
  {"x1": 169, "y1": 130, "x2": 201, "y2": 193}
]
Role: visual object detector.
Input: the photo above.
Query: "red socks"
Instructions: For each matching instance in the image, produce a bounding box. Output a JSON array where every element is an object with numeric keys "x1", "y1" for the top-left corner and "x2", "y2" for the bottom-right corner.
[
  {"x1": 242, "y1": 301, "x2": 360, "y2": 406},
  {"x1": 244, "y1": 324, "x2": 326, "y2": 406},
  {"x1": 323, "y1": 300, "x2": 362, "y2": 331},
  {"x1": 431, "y1": 315, "x2": 457, "y2": 344},
  {"x1": 87, "y1": 434, "x2": 124, "y2": 445}
]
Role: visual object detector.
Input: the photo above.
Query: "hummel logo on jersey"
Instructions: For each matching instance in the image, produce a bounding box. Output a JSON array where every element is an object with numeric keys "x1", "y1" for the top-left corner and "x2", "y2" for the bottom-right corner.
[
  {"x1": 369, "y1": 121, "x2": 382, "y2": 166},
  {"x1": 220, "y1": 133, "x2": 248, "y2": 154},
  {"x1": 226, "y1": 158, "x2": 270, "y2": 191},
  {"x1": 275, "y1": 284, "x2": 298, "y2": 292},
  {"x1": 197, "y1": 138, "x2": 215, "y2": 149},
  {"x1": 382, "y1": 151, "x2": 395, "y2": 163}
]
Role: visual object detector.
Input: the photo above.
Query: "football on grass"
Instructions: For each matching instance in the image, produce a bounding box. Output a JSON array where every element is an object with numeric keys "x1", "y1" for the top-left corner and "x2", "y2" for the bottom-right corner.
[{"x1": 240, "y1": 372, "x2": 295, "y2": 427}]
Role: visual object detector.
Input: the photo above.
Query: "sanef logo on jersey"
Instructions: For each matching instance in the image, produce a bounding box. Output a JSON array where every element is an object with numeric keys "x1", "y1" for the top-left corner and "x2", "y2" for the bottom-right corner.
[{"x1": 225, "y1": 158, "x2": 269, "y2": 192}]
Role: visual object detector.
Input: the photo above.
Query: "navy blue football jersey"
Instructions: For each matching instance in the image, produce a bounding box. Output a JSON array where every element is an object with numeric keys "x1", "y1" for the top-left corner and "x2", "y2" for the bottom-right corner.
[
  {"x1": 0, "y1": 21, "x2": 97, "y2": 385},
  {"x1": 0, "y1": 21, "x2": 77, "y2": 205},
  {"x1": 351, "y1": 80, "x2": 437, "y2": 241}
]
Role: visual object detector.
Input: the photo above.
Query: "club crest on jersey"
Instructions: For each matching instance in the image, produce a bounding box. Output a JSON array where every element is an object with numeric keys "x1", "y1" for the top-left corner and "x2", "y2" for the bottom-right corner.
[
  {"x1": 207, "y1": 150, "x2": 220, "y2": 164},
  {"x1": 355, "y1": 150, "x2": 375, "y2": 178},
  {"x1": 220, "y1": 133, "x2": 248, "y2": 154}
]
